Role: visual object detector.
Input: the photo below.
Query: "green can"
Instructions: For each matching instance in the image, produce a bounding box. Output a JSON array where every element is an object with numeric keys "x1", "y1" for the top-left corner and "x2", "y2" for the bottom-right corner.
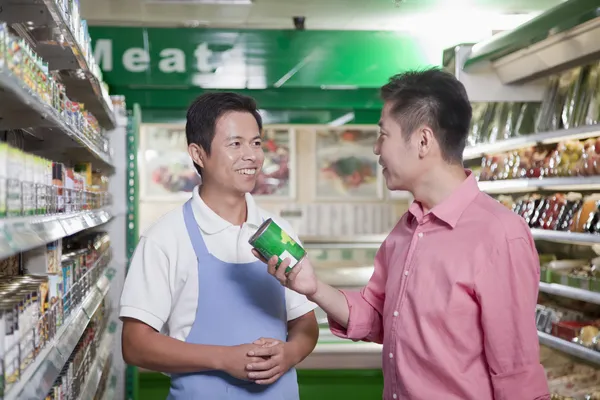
[{"x1": 249, "y1": 218, "x2": 306, "y2": 273}]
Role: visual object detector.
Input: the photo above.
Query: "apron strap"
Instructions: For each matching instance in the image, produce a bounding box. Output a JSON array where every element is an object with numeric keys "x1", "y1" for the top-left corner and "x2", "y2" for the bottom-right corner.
[{"x1": 183, "y1": 199, "x2": 209, "y2": 259}]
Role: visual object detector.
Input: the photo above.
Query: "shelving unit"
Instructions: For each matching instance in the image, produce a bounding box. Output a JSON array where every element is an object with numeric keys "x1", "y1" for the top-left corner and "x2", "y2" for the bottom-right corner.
[
  {"x1": 538, "y1": 332, "x2": 600, "y2": 366},
  {"x1": 6, "y1": 267, "x2": 116, "y2": 400},
  {"x1": 477, "y1": 177, "x2": 600, "y2": 194},
  {"x1": 0, "y1": 1, "x2": 130, "y2": 397},
  {"x1": 0, "y1": 208, "x2": 111, "y2": 259},
  {"x1": 0, "y1": 0, "x2": 115, "y2": 130},
  {"x1": 0, "y1": 69, "x2": 113, "y2": 171},
  {"x1": 450, "y1": 3, "x2": 600, "y2": 394},
  {"x1": 463, "y1": 124, "x2": 600, "y2": 161},
  {"x1": 539, "y1": 282, "x2": 600, "y2": 305},
  {"x1": 78, "y1": 320, "x2": 117, "y2": 400}
]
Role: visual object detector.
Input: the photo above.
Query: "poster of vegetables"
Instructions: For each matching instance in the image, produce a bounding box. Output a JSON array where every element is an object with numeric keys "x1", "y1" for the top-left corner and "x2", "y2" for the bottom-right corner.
[
  {"x1": 139, "y1": 124, "x2": 294, "y2": 201},
  {"x1": 315, "y1": 128, "x2": 382, "y2": 200},
  {"x1": 252, "y1": 128, "x2": 295, "y2": 199},
  {"x1": 139, "y1": 124, "x2": 202, "y2": 202}
]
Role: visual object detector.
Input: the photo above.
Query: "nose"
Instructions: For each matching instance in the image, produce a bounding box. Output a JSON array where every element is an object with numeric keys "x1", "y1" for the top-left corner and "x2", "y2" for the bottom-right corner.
[
  {"x1": 373, "y1": 141, "x2": 380, "y2": 156},
  {"x1": 242, "y1": 143, "x2": 257, "y2": 160}
]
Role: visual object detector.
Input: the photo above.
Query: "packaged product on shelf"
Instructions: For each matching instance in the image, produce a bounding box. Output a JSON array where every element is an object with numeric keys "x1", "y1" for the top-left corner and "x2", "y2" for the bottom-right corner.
[
  {"x1": 561, "y1": 66, "x2": 585, "y2": 130},
  {"x1": 0, "y1": 298, "x2": 21, "y2": 389},
  {"x1": 574, "y1": 63, "x2": 600, "y2": 127},
  {"x1": 23, "y1": 240, "x2": 62, "y2": 275},
  {"x1": 0, "y1": 142, "x2": 7, "y2": 218},
  {"x1": 63, "y1": 168, "x2": 75, "y2": 213},
  {"x1": 7, "y1": 146, "x2": 23, "y2": 217},
  {"x1": 52, "y1": 162, "x2": 65, "y2": 213},
  {"x1": 514, "y1": 102, "x2": 540, "y2": 135},
  {"x1": 585, "y1": 65, "x2": 600, "y2": 127},
  {"x1": 536, "y1": 76, "x2": 560, "y2": 132},
  {"x1": 0, "y1": 255, "x2": 22, "y2": 276},
  {"x1": 0, "y1": 23, "x2": 6, "y2": 70},
  {"x1": 22, "y1": 153, "x2": 35, "y2": 216},
  {"x1": 35, "y1": 156, "x2": 47, "y2": 215}
]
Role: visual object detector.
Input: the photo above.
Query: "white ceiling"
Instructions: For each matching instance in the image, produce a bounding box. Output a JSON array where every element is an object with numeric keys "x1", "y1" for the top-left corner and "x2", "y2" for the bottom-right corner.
[{"x1": 81, "y1": 0, "x2": 565, "y2": 30}]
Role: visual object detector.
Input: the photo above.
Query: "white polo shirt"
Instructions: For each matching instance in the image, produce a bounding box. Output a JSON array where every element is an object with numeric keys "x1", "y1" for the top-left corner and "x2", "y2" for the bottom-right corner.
[{"x1": 120, "y1": 187, "x2": 317, "y2": 342}]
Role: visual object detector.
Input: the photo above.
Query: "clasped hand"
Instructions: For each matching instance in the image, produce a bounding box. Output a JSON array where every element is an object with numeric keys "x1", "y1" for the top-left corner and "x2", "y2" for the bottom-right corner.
[{"x1": 224, "y1": 338, "x2": 293, "y2": 385}]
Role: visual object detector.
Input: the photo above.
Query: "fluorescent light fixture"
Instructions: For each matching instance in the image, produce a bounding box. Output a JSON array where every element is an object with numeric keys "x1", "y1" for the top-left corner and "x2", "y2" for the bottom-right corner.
[
  {"x1": 146, "y1": 0, "x2": 252, "y2": 4},
  {"x1": 328, "y1": 112, "x2": 355, "y2": 127}
]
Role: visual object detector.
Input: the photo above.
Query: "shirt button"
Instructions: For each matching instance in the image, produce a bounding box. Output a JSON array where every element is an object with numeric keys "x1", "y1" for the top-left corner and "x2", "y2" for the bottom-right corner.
[
  {"x1": 417, "y1": 232, "x2": 423, "y2": 238},
  {"x1": 404, "y1": 271, "x2": 409, "y2": 276},
  {"x1": 389, "y1": 352, "x2": 394, "y2": 359},
  {"x1": 393, "y1": 395, "x2": 398, "y2": 399},
  {"x1": 393, "y1": 311, "x2": 399, "y2": 317}
]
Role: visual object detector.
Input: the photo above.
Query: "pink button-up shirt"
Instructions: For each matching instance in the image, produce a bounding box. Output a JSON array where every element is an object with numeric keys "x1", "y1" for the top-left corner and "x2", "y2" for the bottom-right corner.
[{"x1": 329, "y1": 171, "x2": 550, "y2": 400}]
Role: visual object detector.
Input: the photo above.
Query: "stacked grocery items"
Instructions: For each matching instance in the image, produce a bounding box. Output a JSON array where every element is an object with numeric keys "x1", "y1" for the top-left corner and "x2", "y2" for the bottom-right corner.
[
  {"x1": 469, "y1": 61, "x2": 600, "y2": 146},
  {"x1": 542, "y1": 347, "x2": 600, "y2": 399},
  {"x1": 0, "y1": 23, "x2": 108, "y2": 156},
  {"x1": 470, "y1": 101, "x2": 540, "y2": 145},
  {"x1": 52, "y1": 0, "x2": 109, "y2": 94},
  {"x1": 0, "y1": 143, "x2": 110, "y2": 218},
  {"x1": 500, "y1": 192, "x2": 600, "y2": 235},
  {"x1": 540, "y1": 258, "x2": 600, "y2": 292},
  {"x1": 0, "y1": 231, "x2": 111, "y2": 396},
  {"x1": 45, "y1": 299, "x2": 112, "y2": 400},
  {"x1": 536, "y1": 293, "x2": 600, "y2": 353},
  {"x1": 478, "y1": 137, "x2": 600, "y2": 181}
]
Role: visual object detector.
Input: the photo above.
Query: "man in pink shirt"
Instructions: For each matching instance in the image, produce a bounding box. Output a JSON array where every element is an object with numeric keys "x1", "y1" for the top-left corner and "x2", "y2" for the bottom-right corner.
[{"x1": 258, "y1": 68, "x2": 550, "y2": 399}]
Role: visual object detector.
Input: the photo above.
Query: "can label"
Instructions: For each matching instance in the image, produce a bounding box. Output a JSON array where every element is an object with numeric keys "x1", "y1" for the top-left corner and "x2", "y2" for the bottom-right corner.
[{"x1": 249, "y1": 218, "x2": 306, "y2": 273}]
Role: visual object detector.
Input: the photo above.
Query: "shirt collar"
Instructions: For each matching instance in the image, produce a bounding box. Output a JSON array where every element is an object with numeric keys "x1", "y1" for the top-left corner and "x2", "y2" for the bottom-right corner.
[
  {"x1": 191, "y1": 186, "x2": 262, "y2": 234},
  {"x1": 408, "y1": 170, "x2": 480, "y2": 229}
]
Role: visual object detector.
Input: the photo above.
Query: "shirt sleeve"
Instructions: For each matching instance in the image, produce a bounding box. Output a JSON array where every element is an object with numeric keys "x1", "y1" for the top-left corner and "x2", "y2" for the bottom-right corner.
[
  {"x1": 120, "y1": 236, "x2": 172, "y2": 332},
  {"x1": 328, "y1": 242, "x2": 387, "y2": 344},
  {"x1": 475, "y1": 233, "x2": 550, "y2": 400},
  {"x1": 285, "y1": 288, "x2": 318, "y2": 321}
]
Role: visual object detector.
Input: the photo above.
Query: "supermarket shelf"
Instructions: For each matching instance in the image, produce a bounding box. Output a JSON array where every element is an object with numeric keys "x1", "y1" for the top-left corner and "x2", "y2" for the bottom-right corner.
[
  {"x1": 538, "y1": 332, "x2": 600, "y2": 366},
  {"x1": 0, "y1": 0, "x2": 116, "y2": 130},
  {"x1": 539, "y1": 282, "x2": 600, "y2": 305},
  {"x1": 477, "y1": 176, "x2": 600, "y2": 194},
  {"x1": 78, "y1": 322, "x2": 116, "y2": 400},
  {"x1": 463, "y1": 124, "x2": 600, "y2": 160},
  {"x1": 0, "y1": 209, "x2": 111, "y2": 260},
  {"x1": 0, "y1": 68, "x2": 114, "y2": 171},
  {"x1": 531, "y1": 229, "x2": 600, "y2": 246},
  {"x1": 5, "y1": 268, "x2": 114, "y2": 400}
]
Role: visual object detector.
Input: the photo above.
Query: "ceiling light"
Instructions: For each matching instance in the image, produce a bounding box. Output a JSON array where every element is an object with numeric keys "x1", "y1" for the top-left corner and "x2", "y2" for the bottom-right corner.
[{"x1": 146, "y1": 0, "x2": 252, "y2": 4}]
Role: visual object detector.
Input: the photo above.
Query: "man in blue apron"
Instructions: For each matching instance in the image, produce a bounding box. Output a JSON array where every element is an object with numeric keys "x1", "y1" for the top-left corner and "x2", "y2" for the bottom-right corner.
[{"x1": 120, "y1": 92, "x2": 319, "y2": 399}]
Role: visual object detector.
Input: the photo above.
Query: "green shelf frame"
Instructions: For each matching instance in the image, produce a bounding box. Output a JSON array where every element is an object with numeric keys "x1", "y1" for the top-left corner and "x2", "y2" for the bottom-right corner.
[{"x1": 125, "y1": 103, "x2": 142, "y2": 400}]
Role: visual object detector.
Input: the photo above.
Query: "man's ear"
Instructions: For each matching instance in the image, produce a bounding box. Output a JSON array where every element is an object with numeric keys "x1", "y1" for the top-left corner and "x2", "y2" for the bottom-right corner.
[{"x1": 188, "y1": 143, "x2": 206, "y2": 168}]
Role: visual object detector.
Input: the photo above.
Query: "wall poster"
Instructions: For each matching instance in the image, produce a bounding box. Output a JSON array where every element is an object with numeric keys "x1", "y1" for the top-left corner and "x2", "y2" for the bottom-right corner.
[
  {"x1": 139, "y1": 124, "x2": 295, "y2": 201},
  {"x1": 253, "y1": 128, "x2": 296, "y2": 200},
  {"x1": 314, "y1": 128, "x2": 383, "y2": 200},
  {"x1": 139, "y1": 124, "x2": 201, "y2": 202}
]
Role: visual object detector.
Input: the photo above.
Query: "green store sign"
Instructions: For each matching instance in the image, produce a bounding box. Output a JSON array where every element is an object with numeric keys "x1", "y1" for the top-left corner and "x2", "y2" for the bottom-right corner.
[{"x1": 89, "y1": 27, "x2": 436, "y2": 89}]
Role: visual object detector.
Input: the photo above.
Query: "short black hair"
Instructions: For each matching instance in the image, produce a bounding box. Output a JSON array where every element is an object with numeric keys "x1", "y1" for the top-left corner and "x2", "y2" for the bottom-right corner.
[
  {"x1": 380, "y1": 67, "x2": 472, "y2": 164},
  {"x1": 185, "y1": 92, "x2": 263, "y2": 173}
]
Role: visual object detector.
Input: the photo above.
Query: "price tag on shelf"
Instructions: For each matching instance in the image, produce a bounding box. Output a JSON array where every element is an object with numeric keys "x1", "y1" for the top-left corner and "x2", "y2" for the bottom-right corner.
[
  {"x1": 69, "y1": 215, "x2": 85, "y2": 233},
  {"x1": 56, "y1": 308, "x2": 89, "y2": 358},
  {"x1": 6, "y1": 221, "x2": 42, "y2": 251},
  {"x1": 82, "y1": 212, "x2": 95, "y2": 227},
  {"x1": 30, "y1": 219, "x2": 65, "y2": 243}
]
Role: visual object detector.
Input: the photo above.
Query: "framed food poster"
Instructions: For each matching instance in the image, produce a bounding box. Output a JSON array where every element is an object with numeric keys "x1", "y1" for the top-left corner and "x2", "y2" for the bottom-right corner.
[
  {"x1": 252, "y1": 128, "x2": 296, "y2": 199},
  {"x1": 139, "y1": 124, "x2": 202, "y2": 202},
  {"x1": 315, "y1": 128, "x2": 383, "y2": 200}
]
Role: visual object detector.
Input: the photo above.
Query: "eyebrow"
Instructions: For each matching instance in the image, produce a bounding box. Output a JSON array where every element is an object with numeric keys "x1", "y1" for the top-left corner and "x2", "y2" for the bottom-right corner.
[{"x1": 225, "y1": 135, "x2": 262, "y2": 141}]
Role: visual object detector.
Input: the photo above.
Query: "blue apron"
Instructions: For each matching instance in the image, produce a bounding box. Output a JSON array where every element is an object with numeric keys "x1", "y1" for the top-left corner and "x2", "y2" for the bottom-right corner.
[{"x1": 167, "y1": 200, "x2": 299, "y2": 399}]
